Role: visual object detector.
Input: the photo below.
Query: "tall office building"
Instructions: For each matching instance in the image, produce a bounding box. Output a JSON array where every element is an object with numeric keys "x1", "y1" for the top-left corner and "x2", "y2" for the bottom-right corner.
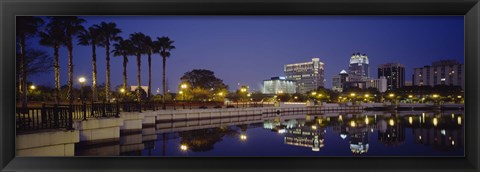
[
  {"x1": 332, "y1": 70, "x2": 349, "y2": 92},
  {"x1": 378, "y1": 63, "x2": 405, "y2": 91},
  {"x1": 348, "y1": 53, "x2": 370, "y2": 81},
  {"x1": 284, "y1": 58, "x2": 325, "y2": 93},
  {"x1": 413, "y1": 60, "x2": 464, "y2": 89},
  {"x1": 262, "y1": 76, "x2": 297, "y2": 94}
]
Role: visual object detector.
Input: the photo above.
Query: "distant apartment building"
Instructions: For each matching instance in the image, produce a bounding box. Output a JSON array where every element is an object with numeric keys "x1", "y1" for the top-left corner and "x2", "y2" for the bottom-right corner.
[
  {"x1": 262, "y1": 76, "x2": 297, "y2": 94},
  {"x1": 332, "y1": 70, "x2": 349, "y2": 92},
  {"x1": 413, "y1": 60, "x2": 464, "y2": 89},
  {"x1": 284, "y1": 58, "x2": 325, "y2": 93},
  {"x1": 378, "y1": 63, "x2": 405, "y2": 91},
  {"x1": 366, "y1": 76, "x2": 387, "y2": 92},
  {"x1": 348, "y1": 53, "x2": 370, "y2": 82}
]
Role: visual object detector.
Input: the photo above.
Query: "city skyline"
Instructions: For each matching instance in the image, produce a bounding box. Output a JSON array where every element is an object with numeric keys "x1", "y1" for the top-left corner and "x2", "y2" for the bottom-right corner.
[{"x1": 26, "y1": 16, "x2": 464, "y2": 93}]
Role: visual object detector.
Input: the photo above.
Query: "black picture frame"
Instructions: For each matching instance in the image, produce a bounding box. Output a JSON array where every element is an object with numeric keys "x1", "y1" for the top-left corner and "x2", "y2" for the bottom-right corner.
[{"x1": 1, "y1": 0, "x2": 479, "y2": 171}]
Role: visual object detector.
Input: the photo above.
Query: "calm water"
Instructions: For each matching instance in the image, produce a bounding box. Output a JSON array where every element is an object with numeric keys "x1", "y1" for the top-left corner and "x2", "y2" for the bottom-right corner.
[{"x1": 76, "y1": 110, "x2": 464, "y2": 156}]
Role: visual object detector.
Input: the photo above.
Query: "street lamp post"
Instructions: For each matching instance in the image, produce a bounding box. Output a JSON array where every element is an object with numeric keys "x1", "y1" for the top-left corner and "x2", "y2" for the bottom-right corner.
[
  {"x1": 173, "y1": 98, "x2": 176, "y2": 110},
  {"x1": 240, "y1": 87, "x2": 247, "y2": 108},
  {"x1": 179, "y1": 91, "x2": 185, "y2": 109},
  {"x1": 78, "y1": 77, "x2": 86, "y2": 121},
  {"x1": 180, "y1": 83, "x2": 188, "y2": 109},
  {"x1": 120, "y1": 88, "x2": 126, "y2": 101}
]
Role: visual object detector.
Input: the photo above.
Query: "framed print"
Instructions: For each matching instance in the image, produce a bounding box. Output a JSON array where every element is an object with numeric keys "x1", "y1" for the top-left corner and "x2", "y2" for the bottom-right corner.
[{"x1": 1, "y1": 0, "x2": 479, "y2": 171}]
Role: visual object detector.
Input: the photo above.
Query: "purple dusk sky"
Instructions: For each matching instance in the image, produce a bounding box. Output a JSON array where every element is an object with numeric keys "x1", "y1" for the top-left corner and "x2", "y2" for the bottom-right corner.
[{"x1": 26, "y1": 16, "x2": 464, "y2": 93}]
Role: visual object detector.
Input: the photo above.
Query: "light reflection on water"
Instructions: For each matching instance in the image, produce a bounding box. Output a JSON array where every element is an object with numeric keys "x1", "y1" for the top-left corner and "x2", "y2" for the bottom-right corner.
[{"x1": 75, "y1": 111, "x2": 464, "y2": 156}]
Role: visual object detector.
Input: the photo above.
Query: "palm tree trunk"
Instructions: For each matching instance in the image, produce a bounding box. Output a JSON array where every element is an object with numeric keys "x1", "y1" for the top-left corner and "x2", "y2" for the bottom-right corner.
[
  {"x1": 67, "y1": 37, "x2": 74, "y2": 105},
  {"x1": 148, "y1": 52, "x2": 152, "y2": 98},
  {"x1": 67, "y1": 36, "x2": 73, "y2": 105},
  {"x1": 54, "y1": 45, "x2": 60, "y2": 104},
  {"x1": 123, "y1": 55, "x2": 128, "y2": 91},
  {"x1": 20, "y1": 35, "x2": 27, "y2": 109},
  {"x1": 162, "y1": 54, "x2": 166, "y2": 110},
  {"x1": 92, "y1": 44, "x2": 98, "y2": 102},
  {"x1": 105, "y1": 41, "x2": 111, "y2": 102},
  {"x1": 137, "y1": 53, "x2": 142, "y2": 102}
]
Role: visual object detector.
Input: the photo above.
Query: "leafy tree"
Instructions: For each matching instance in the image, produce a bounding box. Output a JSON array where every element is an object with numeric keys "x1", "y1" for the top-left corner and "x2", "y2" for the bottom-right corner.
[
  {"x1": 179, "y1": 127, "x2": 239, "y2": 152},
  {"x1": 226, "y1": 92, "x2": 240, "y2": 102},
  {"x1": 277, "y1": 93, "x2": 291, "y2": 102},
  {"x1": 250, "y1": 92, "x2": 269, "y2": 102},
  {"x1": 180, "y1": 69, "x2": 228, "y2": 91}
]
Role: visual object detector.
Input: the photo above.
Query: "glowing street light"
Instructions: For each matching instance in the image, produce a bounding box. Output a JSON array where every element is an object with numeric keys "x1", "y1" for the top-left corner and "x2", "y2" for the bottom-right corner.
[
  {"x1": 120, "y1": 88, "x2": 125, "y2": 93},
  {"x1": 218, "y1": 92, "x2": 223, "y2": 96},
  {"x1": 78, "y1": 77, "x2": 86, "y2": 84},
  {"x1": 180, "y1": 144, "x2": 188, "y2": 151},
  {"x1": 181, "y1": 83, "x2": 188, "y2": 89},
  {"x1": 364, "y1": 94, "x2": 370, "y2": 98},
  {"x1": 389, "y1": 119, "x2": 395, "y2": 126},
  {"x1": 432, "y1": 94, "x2": 439, "y2": 98},
  {"x1": 350, "y1": 120, "x2": 356, "y2": 127},
  {"x1": 311, "y1": 92, "x2": 317, "y2": 96},
  {"x1": 240, "y1": 134, "x2": 247, "y2": 141},
  {"x1": 78, "y1": 77, "x2": 87, "y2": 120},
  {"x1": 30, "y1": 85, "x2": 36, "y2": 90},
  {"x1": 350, "y1": 93, "x2": 356, "y2": 97},
  {"x1": 408, "y1": 95, "x2": 413, "y2": 98},
  {"x1": 389, "y1": 93, "x2": 395, "y2": 98}
]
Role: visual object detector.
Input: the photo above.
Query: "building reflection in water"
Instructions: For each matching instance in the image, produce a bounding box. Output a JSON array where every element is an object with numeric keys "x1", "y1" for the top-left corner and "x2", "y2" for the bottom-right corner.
[
  {"x1": 409, "y1": 113, "x2": 463, "y2": 152},
  {"x1": 74, "y1": 110, "x2": 463, "y2": 156},
  {"x1": 261, "y1": 111, "x2": 463, "y2": 155},
  {"x1": 377, "y1": 117, "x2": 405, "y2": 147}
]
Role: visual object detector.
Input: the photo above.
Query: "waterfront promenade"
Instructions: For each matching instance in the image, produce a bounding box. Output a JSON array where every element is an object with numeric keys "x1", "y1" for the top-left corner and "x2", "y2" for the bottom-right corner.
[{"x1": 15, "y1": 101, "x2": 463, "y2": 156}]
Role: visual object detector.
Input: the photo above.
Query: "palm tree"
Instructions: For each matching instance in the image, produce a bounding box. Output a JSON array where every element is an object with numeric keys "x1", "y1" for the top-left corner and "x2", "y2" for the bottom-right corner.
[
  {"x1": 95, "y1": 22, "x2": 122, "y2": 102},
  {"x1": 51, "y1": 16, "x2": 85, "y2": 105},
  {"x1": 143, "y1": 36, "x2": 155, "y2": 98},
  {"x1": 16, "y1": 16, "x2": 44, "y2": 108},
  {"x1": 112, "y1": 37, "x2": 133, "y2": 92},
  {"x1": 39, "y1": 20, "x2": 64, "y2": 104},
  {"x1": 156, "y1": 37, "x2": 176, "y2": 110},
  {"x1": 129, "y1": 33, "x2": 147, "y2": 102},
  {"x1": 77, "y1": 26, "x2": 101, "y2": 102}
]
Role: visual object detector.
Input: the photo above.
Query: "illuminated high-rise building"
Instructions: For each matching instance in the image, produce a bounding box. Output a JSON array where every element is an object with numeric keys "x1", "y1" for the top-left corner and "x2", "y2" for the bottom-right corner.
[
  {"x1": 262, "y1": 76, "x2": 297, "y2": 94},
  {"x1": 413, "y1": 60, "x2": 464, "y2": 89},
  {"x1": 284, "y1": 58, "x2": 325, "y2": 93},
  {"x1": 332, "y1": 70, "x2": 349, "y2": 92},
  {"x1": 378, "y1": 63, "x2": 405, "y2": 91},
  {"x1": 348, "y1": 53, "x2": 370, "y2": 81}
]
